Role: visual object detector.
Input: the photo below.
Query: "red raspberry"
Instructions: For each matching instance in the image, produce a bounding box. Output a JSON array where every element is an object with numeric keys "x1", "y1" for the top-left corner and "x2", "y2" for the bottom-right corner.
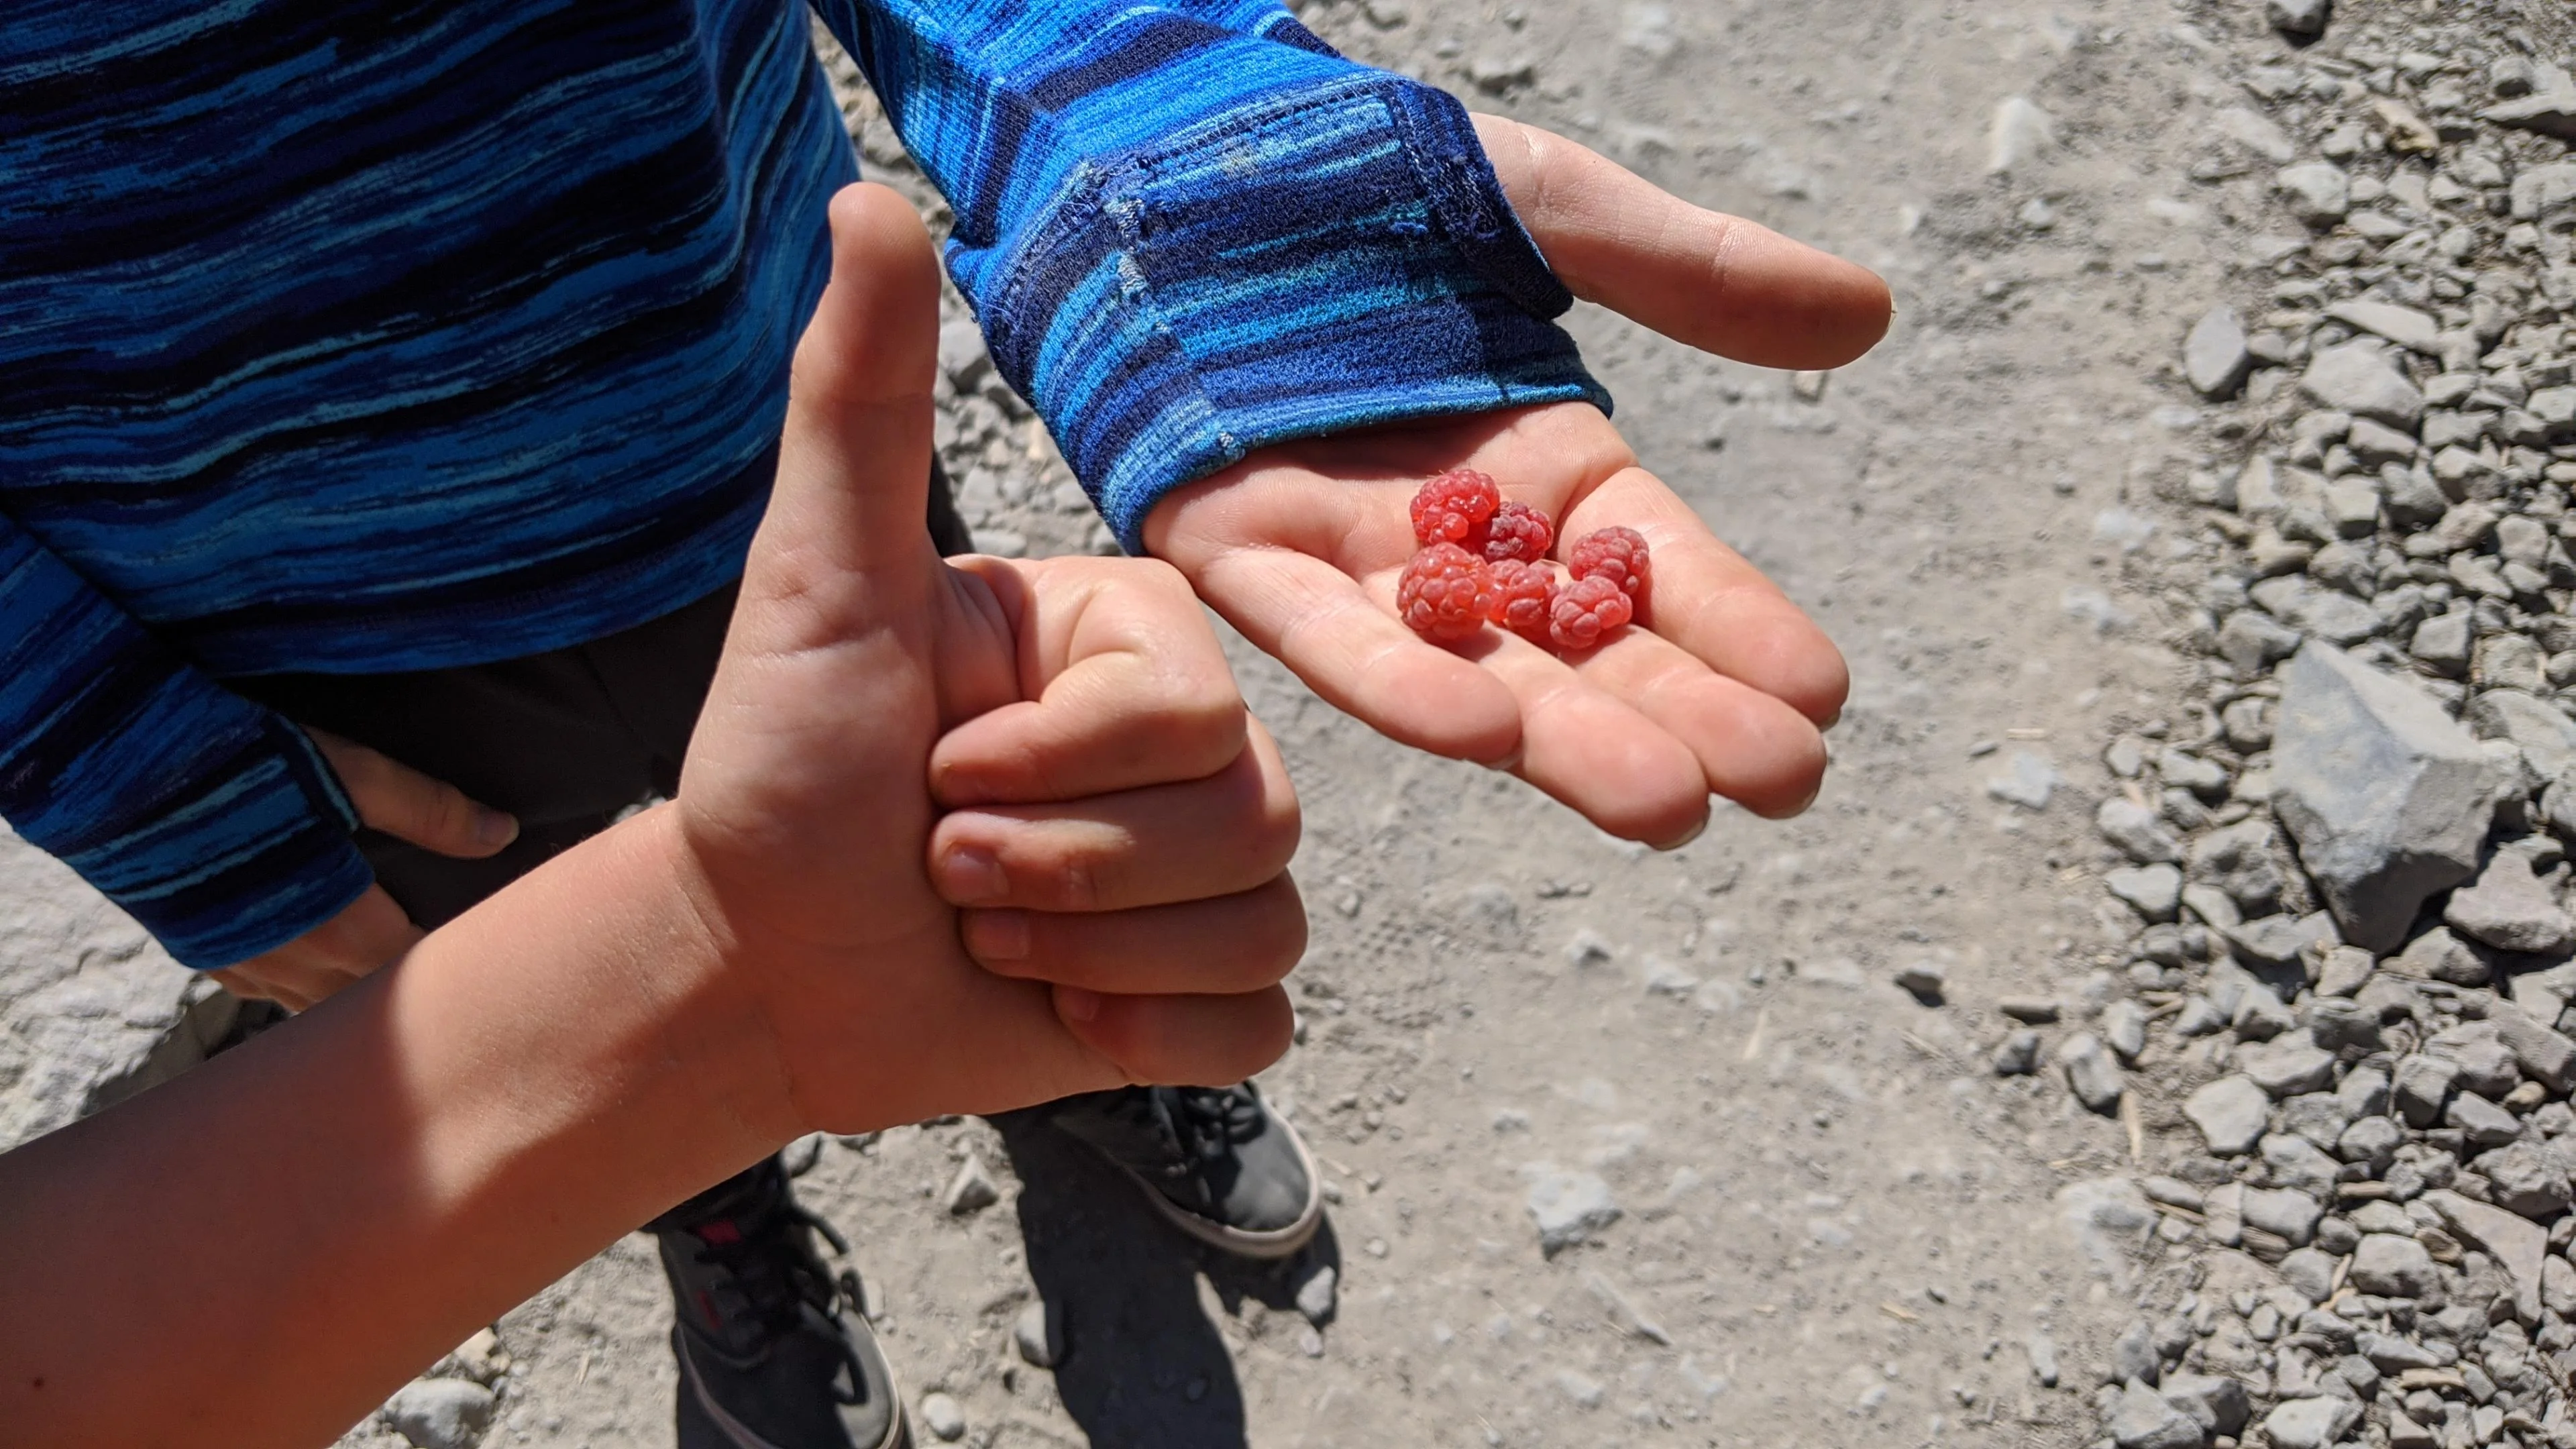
[
  {"x1": 1409, "y1": 468, "x2": 1501, "y2": 546},
  {"x1": 1476, "y1": 500, "x2": 1555, "y2": 564},
  {"x1": 1548, "y1": 574, "x2": 1634, "y2": 651},
  {"x1": 1567, "y1": 527, "x2": 1651, "y2": 598},
  {"x1": 1397, "y1": 543, "x2": 1497, "y2": 643},
  {"x1": 1485, "y1": 558, "x2": 1554, "y2": 639}
]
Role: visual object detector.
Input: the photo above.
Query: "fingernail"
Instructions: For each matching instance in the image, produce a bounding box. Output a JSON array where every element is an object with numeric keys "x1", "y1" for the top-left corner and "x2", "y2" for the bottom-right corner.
[
  {"x1": 938, "y1": 846, "x2": 1008, "y2": 904},
  {"x1": 476, "y1": 810, "x2": 519, "y2": 849},
  {"x1": 1480, "y1": 744, "x2": 1526, "y2": 773},
  {"x1": 1054, "y1": 985, "x2": 1103, "y2": 1024},
  {"x1": 1655, "y1": 816, "x2": 1709, "y2": 852},
  {"x1": 963, "y1": 910, "x2": 1030, "y2": 963}
]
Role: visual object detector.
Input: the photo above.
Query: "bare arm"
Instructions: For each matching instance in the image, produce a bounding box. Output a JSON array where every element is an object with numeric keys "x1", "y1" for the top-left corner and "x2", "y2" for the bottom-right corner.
[
  {"x1": 0, "y1": 184, "x2": 1300, "y2": 1449},
  {"x1": 0, "y1": 812, "x2": 778, "y2": 1448}
]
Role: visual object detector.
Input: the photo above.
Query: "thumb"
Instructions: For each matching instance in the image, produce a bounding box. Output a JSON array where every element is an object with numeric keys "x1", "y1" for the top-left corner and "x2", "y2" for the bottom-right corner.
[
  {"x1": 1470, "y1": 113, "x2": 1892, "y2": 372},
  {"x1": 737, "y1": 183, "x2": 945, "y2": 651}
]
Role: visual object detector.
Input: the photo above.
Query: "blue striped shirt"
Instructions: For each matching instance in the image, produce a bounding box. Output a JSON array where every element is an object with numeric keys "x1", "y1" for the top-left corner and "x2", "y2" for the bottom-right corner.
[{"x1": 0, "y1": 0, "x2": 1603, "y2": 967}]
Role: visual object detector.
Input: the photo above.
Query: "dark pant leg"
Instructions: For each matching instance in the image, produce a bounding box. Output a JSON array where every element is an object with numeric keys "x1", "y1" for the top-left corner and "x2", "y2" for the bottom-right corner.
[{"x1": 225, "y1": 466, "x2": 967, "y2": 1225}]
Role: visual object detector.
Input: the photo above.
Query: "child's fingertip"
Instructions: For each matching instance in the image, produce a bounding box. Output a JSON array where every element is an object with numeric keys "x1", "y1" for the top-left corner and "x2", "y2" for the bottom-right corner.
[{"x1": 1053, "y1": 985, "x2": 1103, "y2": 1024}]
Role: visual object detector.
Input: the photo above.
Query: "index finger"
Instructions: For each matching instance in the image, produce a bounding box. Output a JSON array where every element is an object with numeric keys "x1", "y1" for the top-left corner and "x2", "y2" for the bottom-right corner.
[{"x1": 928, "y1": 555, "x2": 1251, "y2": 806}]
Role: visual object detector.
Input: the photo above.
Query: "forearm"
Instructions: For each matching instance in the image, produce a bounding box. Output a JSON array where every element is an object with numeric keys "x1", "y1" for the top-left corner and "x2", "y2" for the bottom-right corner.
[{"x1": 0, "y1": 807, "x2": 794, "y2": 1449}]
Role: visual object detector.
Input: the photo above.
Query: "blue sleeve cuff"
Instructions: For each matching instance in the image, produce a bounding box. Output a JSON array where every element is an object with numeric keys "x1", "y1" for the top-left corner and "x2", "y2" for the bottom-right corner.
[
  {"x1": 0, "y1": 529, "x2": 371, "y2": 969},
  {"x1": 951, "y1": 68, "x2": 1609, "y2": 553}
]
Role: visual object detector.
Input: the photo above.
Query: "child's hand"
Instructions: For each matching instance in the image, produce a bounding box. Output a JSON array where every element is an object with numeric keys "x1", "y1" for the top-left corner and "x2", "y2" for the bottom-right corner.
[
  {"x1": 1142, "y1": 115, "x2": 1892, "y2": 849},
  {"x1": 665, "y1": 184, "x2": 1298, "y2": 1136}
]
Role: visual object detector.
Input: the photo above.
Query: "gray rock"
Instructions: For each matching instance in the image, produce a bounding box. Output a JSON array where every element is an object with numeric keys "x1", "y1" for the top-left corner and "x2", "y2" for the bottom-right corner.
[
  {"x1": 2326, "y1": 300, "x2": 2441, "y2": 356},
  {"x1": 2301, "y1": 343, "x2": 2424, "y2": 429},
  {"x1": 2339, "y1": 1114, "x2": 2403, "y2": 1169},
  {"x1": 2185, "y1": 306, "x2": 2254, "y2": 400},
  {"x1": 2489, "y1": 95, "x2": 2576, "y2": 144},
  {"x1": 2239, "y1": 1033, "x2": 2337, "y2": 1097},
  {"x1": 2475, "y1": 637, "x2": 2550, "y2": 695},
  {"x1": 2103, "y1": 1000, "x2": 2150, "y2": 1061},
  {"x1": 2425, "y1": 1188, "x2": 2546, "y2": 1322},
  {"x1": 2265, "y1": 0, "x2": 2330, "y2": 39},
  {"x1": 2240, "y1": 1186, "x2": 2322, "y2": 1246},
  {"x1": 2231, "y1": 981, "x2": 2299, "y2": 1040},
  {"x1": 2224, "y1": 913, "x2": 2337, "y2": 971},
  {"x1": 1525, "y1": 1165, "x2": 1622, "y2": 1254},
  {"x1": 2428, "y1": 1022, "x2": 2521, "y2": 1097},
  {"x1": 2477, "y1": 1139, "x2": 2571, "y2": 1218},
  {"x1": 1894, "y1": 959, "x2": 1947, "y2": 1000},
  {"x1": 2217, "y1": 610, "x2": 2305, "y2": 673},
  {"x1": 2546, "y1": 1254, "x2": 2576, "y2": 1318},
  {"x1": 2185, "y1": 1075, "x2": 2273, "y2": 1155},
  {"x1": 2412, "y1": 612, "x2": 2475, "y2": 676},
  {"x1": 918, "y1": 1392, "x2": 967, "y2": 1442},
  {"x1": 2357, "y1": 1330, "x2": 2453, "y2": 1371},
  {"x1": 2110, "y1": 1381, "x2": 2204, "y2": 1449},
  {"x1": 2059, "y1": 1032, "x2": 2125, "y2": 1112},
  {"x1": 2392, "y1": 1054, "x2": 2460, "y2": 1127},
  {"x1": 2107, "y1": 865, "x2": 2184, "y2": 923},
  {"x1": 2304, "y1": 996, "x2": 2381, "y2": 1053},
  {"x1": 937, "y1": 318, "x2": 991, "y2": 386},
  {"x1": 2444, "y1": 851, "x2": 2574, "y2": 954},
  {"x1": 2027, "y1": 1328, "x2": 2061, "y2": 1387},
  {"x1": 2102, "y1": 1315, "x2": 2163, "y2": 1382},
  {"x1": 2261, "y1": 1394, "x2": 2360, "y2": 1449},
  {"x1": 2275, "y1": 162, "x2": 2353, "y2": 226},
  {"x1": 2141, "y1": 1176, "x2": 2206, "y2": 1212},
  {"x1": 2261, "y1": 1133, "x2": 2344, "y2": 1197},
  {"x1": 2349, "y1": 1232, "x2": 2440, "y2": 1297},
  {"x1": 2447, "y1": 1089, "x2": 2523, "y2": 1146},
  {"x1": 2098, "y1": 798, "x2": 2184, "y2": 864},
  {"x1": 2277, "y1": 1246, "x2": 2339, "y2": 1304},
  {"x1": 2487, "y1": 1005, "x2": 2576, "y2": 1095},
  {"x1": 382, "y1": 1379, "x2": 496, "y2": 1449},
  {"x1": 1986, "y1": 749, "x2": 2059, "y2": 810},
  {"x1": 2467, "y1": 689, "x2": 2576, "y2": 778},
  {"x1": 2271, "y1": 643, "x2": 2493, "y2": 951},
  {"x1": 1993, "y1": 1028, "x2": 2043, "y2": 1076},
  {"x1": 2158, "y1": 1374, "x2": 2250, "y2": 1438},
  {"x1": 2278, "y1": 1091, "x2": 2355, "y2": 1151},
  {"x1": 1295, "y1": 1265, "x2": 1338, "y2": 1326},
  {"x1": 2392, "y1": 926, "x2": 2489, "y2": 987},
  {"x1": 1999, "y1": 996, "x2": 2062, "y2": 1024},
  {"x1": 944, "y1": 1152, "x2": 1001, "y2": 1215},
  {"x1": 2057, "y1": 1177, "x2": 2156, "y2": 1276},
  {"x1": 1014, "y1": 1298, "x2": 1067, "y2": 1368}
]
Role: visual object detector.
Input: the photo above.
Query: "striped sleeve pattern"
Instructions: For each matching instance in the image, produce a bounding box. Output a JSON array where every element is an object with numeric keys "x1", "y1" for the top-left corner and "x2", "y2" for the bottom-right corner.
[
  {"x1": 0, "y1": 0, "x2": 1599, "y2": 966},
  {"x1": 0, "y1": 531, "x2": 369, "y2": 965},
  {"x1": 818, "y1": 0, "x2": 1609, "y2": 549}
]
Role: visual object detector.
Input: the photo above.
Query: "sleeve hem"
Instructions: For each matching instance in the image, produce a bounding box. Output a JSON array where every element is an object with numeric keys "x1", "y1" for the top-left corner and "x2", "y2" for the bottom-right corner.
[{"x1": 969, "y1": 70, "x2": 1611, "y2": 554}]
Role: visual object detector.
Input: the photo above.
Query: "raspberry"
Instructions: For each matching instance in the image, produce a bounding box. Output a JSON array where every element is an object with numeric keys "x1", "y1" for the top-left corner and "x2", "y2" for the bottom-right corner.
[
  {"x1": 1409, "y1": 468, "x2": 1501, "y2": 546},
  {"x1": 1397, "y1": 543, "x2": 1497, "y2": 643},
  {"x1": 1548, "y1": 574, "x2": 1633, "y2": 651},
  {"x1": 1485, "y1": 558, "x2": 1554, "y2": 640},
  {"x1": 1567, "y1": 527, "x2": 1651, "y2": 598},
  {"x1": 1476, "y1": 500, "x2": 1555, "y2": 564}
]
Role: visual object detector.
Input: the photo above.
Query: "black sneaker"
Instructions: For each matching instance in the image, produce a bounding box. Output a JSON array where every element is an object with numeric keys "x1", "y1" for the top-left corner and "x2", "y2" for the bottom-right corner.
[
  {"x1": 653, "y1": 1160, "x2": 908, "y2": 1449},
  {"x1": 1044, "y1": 1083, "x2": 1323, "y2": 1259}
]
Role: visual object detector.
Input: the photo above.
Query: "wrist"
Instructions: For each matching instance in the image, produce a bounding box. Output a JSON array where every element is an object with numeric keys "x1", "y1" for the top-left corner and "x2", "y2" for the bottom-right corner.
[{"x1": 617, "y1": 802, "x2": 812, "y2": 1151}]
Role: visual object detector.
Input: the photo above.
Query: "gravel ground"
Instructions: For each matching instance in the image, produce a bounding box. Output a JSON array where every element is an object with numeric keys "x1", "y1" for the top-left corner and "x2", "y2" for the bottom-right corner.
[{"x1": 11, "y1": 2, "x2": 2529, "y2": 1446}]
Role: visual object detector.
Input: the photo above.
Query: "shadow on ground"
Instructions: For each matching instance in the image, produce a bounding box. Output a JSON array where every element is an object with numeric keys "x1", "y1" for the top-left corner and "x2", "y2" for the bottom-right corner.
[{"x1": 990, "y1": 1112, "x2": 1339, "y2": 1448}]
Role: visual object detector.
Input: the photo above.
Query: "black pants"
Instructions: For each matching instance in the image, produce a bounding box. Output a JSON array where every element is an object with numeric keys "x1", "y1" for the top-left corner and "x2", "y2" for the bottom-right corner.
[{"x1": 228, "y1": 468, "x2": 977, "y2": 1227}]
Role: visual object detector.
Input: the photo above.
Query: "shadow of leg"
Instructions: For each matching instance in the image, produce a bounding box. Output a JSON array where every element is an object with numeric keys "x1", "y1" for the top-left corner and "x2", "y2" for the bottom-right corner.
[{"x1": 991, "y1": 1112, "x2": 1267, "y2": 1448}]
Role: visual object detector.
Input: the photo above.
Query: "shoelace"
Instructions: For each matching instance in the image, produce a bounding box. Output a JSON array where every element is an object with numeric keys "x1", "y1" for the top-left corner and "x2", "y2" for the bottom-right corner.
[
  {"x1": 687, "y1": 1203, "x2": 872, "y2": 1402},
  {"x1": 1168, "y1": 1086, "x2": 1265, "y2": 1165}
]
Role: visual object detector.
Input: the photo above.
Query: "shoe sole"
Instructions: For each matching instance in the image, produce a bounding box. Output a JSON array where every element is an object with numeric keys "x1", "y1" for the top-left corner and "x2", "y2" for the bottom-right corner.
[
  {"x1": 674, "y1": 1328, "x2": 911, "y2": 1449},
  {"x1": 1103, "y1": 1106, "x2": 1326, "y2": 1261}
]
